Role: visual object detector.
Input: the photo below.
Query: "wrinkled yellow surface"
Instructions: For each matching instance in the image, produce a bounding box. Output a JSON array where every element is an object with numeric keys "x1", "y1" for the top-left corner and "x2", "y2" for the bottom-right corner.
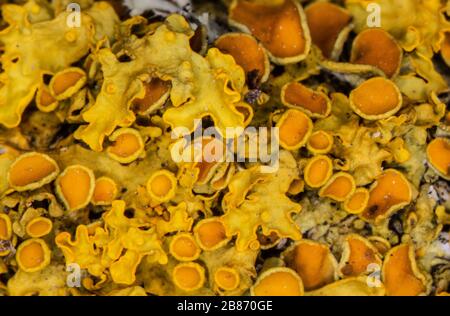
[
  {"x1": 56, "y1": 200, "x2": 167, "y2": 285},
  {"x1": 346, "y1": 0, "x2": 450, "y2": 58},
  {"x1": 75, "y1": 15, "x2": 245, "y2": 151},
  {"x1": 306, "y1": 276, "x2": 385, "y2": 296},
  {"x1": 0, "y1": 0, "x2": 448, "y2": 297},
  {"x1": 221, "y1": 151, "x2": 302, "y2": 251},
  {"x1": 0, "y1": 2, "x2": 117, "y2": 128}
]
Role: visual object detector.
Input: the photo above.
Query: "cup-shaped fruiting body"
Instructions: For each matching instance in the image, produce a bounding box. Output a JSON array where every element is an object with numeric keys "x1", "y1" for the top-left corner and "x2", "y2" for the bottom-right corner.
[
  {"x1": 258, "y1": 231, "x2": 281, "y2": 250},
  {"x1": 7, "y1": 152, "x2": 60, "y2": 192},
  {"x1": 55, "y1": 165, "x2": 95, "y2": 211},
  {"x1": 193, "y1": 217, "x2": 230, "y2": 251},
  {"x1": 426, "y1": 137, "x2": 450, "y2": 180},
  {"x1": 91, "y1": 177, "x2": 118, "y2": 205},
  {"x1": 303, "y1": 155, "x2": 333, "y2": 188},
  {"x1": 49, "y1": 67, "x2": 87, "y2": 100},
  {"x1": 349, "y1": 77, "x2": 402, "y2": 120},
  {"x1": 319, "y1": 172, "x2": 356, "y2": 202},
  {"x1": 193, "y1": 161, "x2": 221, "y2": 187},
  {"x1": 361, "y1": 169, "x2": 412, "y2": 223},
  {"x1": 0, "y1": 214, "x2": 12, "y2": 240},
  {"x1": 277, "y1": 109, "x2": 313, "y2": 150},
  {"x1": 210, "y1": 163, "x2": 236, "y2": 192},
  {"x1": 0, "y1": 144, "x2": 20, "y2": 196},
  {"x1": 214, "y1": 267, "x2": 240, "y2": 291},
  {"x1": 25, "y1": 217, "x2": 53, "y2": 238},
  {"x1": 190, "y1": 137, "x2": 228, "y2": 185},
  {"x1": 287, "y1": 178, "x2": 304, "y2": 195},
  {"x1": 282, "y1": 240, "x2": 337, "y2": 291},
  {"x1": 0, "y1": 214, "x2": 12, "y2": 256},
  {"x1": 172, "y1": 262, "x2": 205, "y2": 292},
  {"x1": 382, "y1": 244, "x2": 428, "y2": 296},
  {"x1": 106, "y1": 128, "x2": 145, "y2": 164},
  {"x1": 387, "y1": 137, "x2": 410, "y2": 163},
  {"x1": 234, "y1": 102, "x2": 254, "y2": 127},
  {"x1": 169, "y1": 233, "x2": 201, "y2": 262},
  {"x1": 351, "y1": 28, "x2": 402, "y2": 78},
  {"x1": 132, "y1": 78, "x2": 170, "y2": 115},
  {"x1": 146, "y1": 169, "x2": 177, "y2": 203},
  {"x1": 306, "y1": 276, "x2": 385, "y2": 296},
  {"x1": 304, "y1": 2, "x2": 352, "y2": 60},
  {"x1": 281, "y1": 82, "x2": 331, "y2": 118},
  {"x1": 251, "y1": 267, "x2": 304, "y2": 296},
  {"x1": 338, "y1": 234, "x2": 382, "y2": 278},
  {"x1": 215, "y1": 33, "x2": 270, "y2": 84},
  {"x1": 16, "y1": 238, "x2": 51, "y2": 273},
  {"x1": 343, "y1": 188, "x2": 369, "y2": 214},
  {"x1": 306, "y1": 130, "x2": 333, "y2": 154},
  {"x1": 228, "y1": 0, "x2": 311, "y2": 65},
  {"x1": 36, "y1": 84, "x2": 58, "y2": 112}
]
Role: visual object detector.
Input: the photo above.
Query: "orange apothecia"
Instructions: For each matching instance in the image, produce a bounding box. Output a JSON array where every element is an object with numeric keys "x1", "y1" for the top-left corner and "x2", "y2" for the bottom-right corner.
[
  {"x1": 16, "y1": 238, "x2": 51, "y2": 273},
  {"x1": 55, "y1": 165, "x2": 95, "y2": 211},
  {"x1": 0, "y1": 0, "x2": 447, "y2": 297}
]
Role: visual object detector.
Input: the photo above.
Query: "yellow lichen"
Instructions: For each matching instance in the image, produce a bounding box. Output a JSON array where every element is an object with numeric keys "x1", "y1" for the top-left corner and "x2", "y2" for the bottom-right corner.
[
  {"x1": 131, "y1": 78, "x2": 170, "y2": 115},
  {"x1": 169, "y1": 233, "x2": 201, "y2": 261},
  {"x1": 382, "y1": 244, "x2": 428, "y2": 296},
  {"x1": 25, "y1": 217, "x2": 53, "y2": 238},
  {"x1": 319, "y1": 172, "x2": 356, "y2": 202},
  {"x1": 306, "y1": 276, "x2": 385, "y2": 296},
  {"x1": 351, "y1": 28, "x2": 402, "y2": 78},
  {"x1": 277, "y1": 109, "x2": 313, "y2": 150},
  {"x1": 229, "y1": 0, "x2": 311, "y2": 64},
  {"x1": 193, "y1": 217, "x2": 230, "y2": 251},
  {"x1": 56, "y1": 200, "x2": 167, "y2": 285},
  {"x1": 426, "y1": 137, "x2": 450, "y2": 180},
  {"x1": 306, "y1": 130, "x2": 333, "y2": 154},
  {"x1": 221, "y1": 152, "x2": 302, "y2": 251},
  {"x1": 303, "y1": 155, "x2": 333, "y2": 188},
  {"x1": 251, "y1": 267, "x2": 304, "y2": 296},
  {"x1": 0, "y1": 0, "x2": 447, "y2": 297},
  {"x1": 343, "y1": 188, "x2": 369, "y2": 215},
  {"x1": 16, "y1": 238, "x2": 51, "y2": 273},
  {"x1": 172, "y1": 262, "x2": 205, "y2": 292},
  {"x1": 74, "y1": 15, "x2": 246, "y2": 151},
  {"x1": 91, "y1": 177, "x2": 118, "y2": 206},
  {"x1": 146, "y1": 170, "x2": 177, "y2": 203},
  {"x1": 106, "y1": 128, "x2": 145, "y2": 164},
  {"x1": 338, "y1": 234, "x2": 382, "y2": 277},
  {"x1": 215, "y1": 33, "x2": 270, "y2": 84},
  {"x1": 305, "y1": 1, "x2": 352, "y2": 59},
  {"x1": 0, "y1": 214, "x2": 12, "y2": 256},
  {"x1": 7, "y1": 152, "x2": 59, "y2": 192},
  {"x1": 55, "y1": 165, "x2": 95, "y2": 211},
  {"x1": 361, "y1": 169, "x2": 412, "y2": 223},
  {"x1": 282, "y1": 240, "x2": 337, "y2": 291},
  {"x1": 281, "y1": 82, "x2": 331, "y2": 118},
  {"x1": 214, "y1": 267, "x2": 240, "y2": 291},
  {"x1": 349, "y1": 77, "x2": 402, "y2": 120},
  {"x1": 0, "y1": 2, "x2": 117, "y2": 128},
  {"x1": 49, "y1": 67, "x2": 87, "y2": 100}
]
